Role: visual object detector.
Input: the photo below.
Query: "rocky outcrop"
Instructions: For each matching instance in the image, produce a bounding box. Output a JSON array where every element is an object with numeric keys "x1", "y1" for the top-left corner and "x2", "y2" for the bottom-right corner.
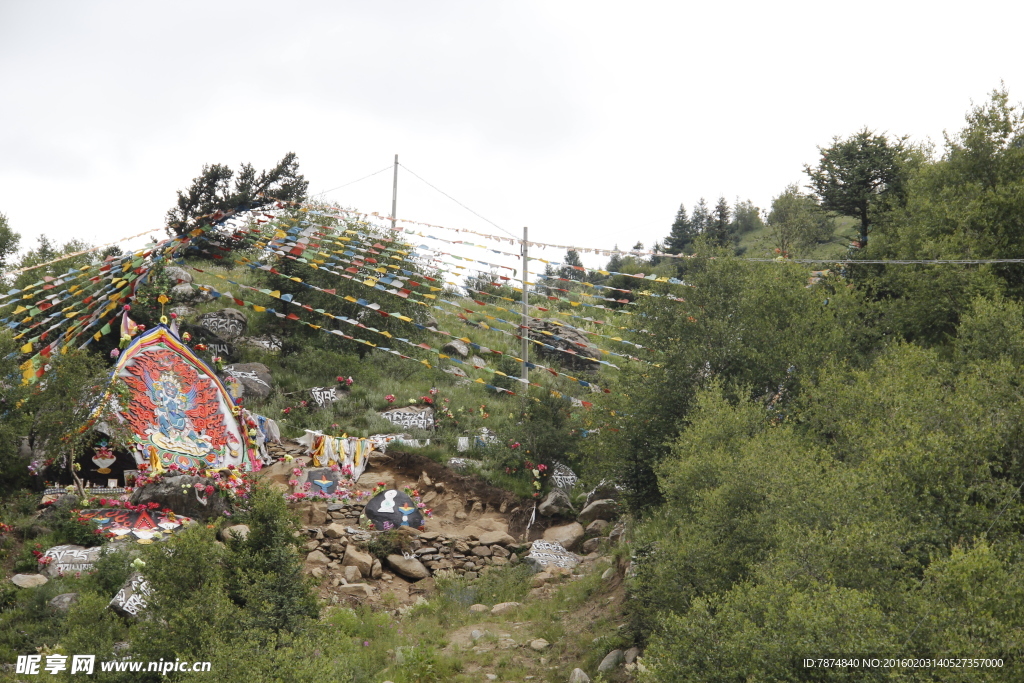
[{"x1": 526, "y1": 319, "x2": 601, "y2": 372}]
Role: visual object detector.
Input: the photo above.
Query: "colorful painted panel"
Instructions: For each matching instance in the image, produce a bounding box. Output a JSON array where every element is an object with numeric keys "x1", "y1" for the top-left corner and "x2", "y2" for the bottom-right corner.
[
  {"x1": 77, "y1": 508, "x2": 195, "y2": 542},
  {"x1": 113, "y1": 325, "x2": 248, "y2": 470}
]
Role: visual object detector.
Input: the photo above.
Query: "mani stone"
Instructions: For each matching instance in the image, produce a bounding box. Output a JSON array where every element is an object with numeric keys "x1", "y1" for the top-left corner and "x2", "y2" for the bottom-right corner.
[
  {"x1": 222, "y1": 362, "x2": 273, "y2": 400},
  {"x1": 523, "y1": 540, "x2": 580, "y2": 573},
  {"x1": 196, "y1": 308, "x2": 248, "y2": 341},
  {"x1": 40, "y1": 544, "x2": 105, "y2": 578},
  {"x1": 109, "y1": 572, "x2": 152, "y2": 618},
  {"x1": 363, "y1": 489, "x2": 424, "y2": 530},
  {"x1": 304, "y1": 468, "x2": 345, "y2": 496}
]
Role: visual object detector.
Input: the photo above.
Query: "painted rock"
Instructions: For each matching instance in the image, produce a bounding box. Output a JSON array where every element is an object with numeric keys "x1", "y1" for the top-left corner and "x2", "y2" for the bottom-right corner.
[{"x1": 363, "y1": 490, "x2": 424, "y2": 530}]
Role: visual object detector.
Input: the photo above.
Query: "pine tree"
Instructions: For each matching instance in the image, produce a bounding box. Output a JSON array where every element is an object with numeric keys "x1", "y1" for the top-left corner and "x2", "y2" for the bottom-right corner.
[
  {"x1": 560, "y1": 249, "x2": 585, "y2": 281},
  {"x1": 690, "y1": 199, "x2": 711, "y2": 236},
  {"x1": 707, "y1": 196, "x2": 732, "y2": 246},
  {"x1": 666, "y1": 204, "x2": 695, "y2": 254}
]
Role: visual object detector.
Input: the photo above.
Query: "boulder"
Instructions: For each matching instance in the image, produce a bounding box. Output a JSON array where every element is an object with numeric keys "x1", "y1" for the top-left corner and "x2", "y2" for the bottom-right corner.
[
  {"x1": 471, "y1": 545, "x2": 492, "y2": 558},
  {"x1": 324, "y1": 523, "x2": 347, "y2": 539},
  {"x1": 164, "y1": 266, "x2": 193, "y2": 285},
  {"x1": 582, "y1": 537, "x2": 601, "y2": 554},
  {"x1": 530, "y1": 638, "x2": 550, "y2": 651},
  {"x1": 441, "y1": 339, "x2": 470, "y2": 358},
  {"x1": 219, "y1": 524, "x2": 250, "y2": 542},
  {"x1": 538, "y1": 488, "x2": 575, "y2": 517},
  {"x1": 363, "y1": 490, "x2": 424, "y2": 530},
  {"x1": 469, "y1": 355, "x2": 487, "y2": 368},
  {"x1": 543, "y1": 522, "x2": 585, "y2": 551},
  {"x1": 477, "y1": 530, "x2": 516, "y2": 546},
  {"x1": 370, "y1": 558, "x2": 383, "y2": 580},
  {"x1": 109, "y1": 572, "x2": 151, "y2": 618},
  {"x1": 585, "y1": 520, "x2": 609, "y2": 535},
  {"x1": 624, "y1": 647, "x2": 641, "y2": 664},
  {"x1": 338, "y1": 583, "x2": 373, "y2": 598},
  {"x1": 598, "y1": 649, "x2": 624, "y2": 672},
  {"x1": 343, "y1": 565, "x2": 362, "y2": 584},
  {"x1": 568, "y1": 668, "x2": 591, "y2": 683},
  {"x1": 11, "y1": 574, "x2": 48, "y2": 589},
  {"x1": 305, "y1": 550, "x2": 330, "y2": 567},
  {"x1": 40, "y1": 544, "x2": 105, "y2": 578},
  {"x1": 342, "y1": 545, "x2": 374, "y2": 577},
  {"x1": 469, "y1": 603, "x2": 490, "y2": 613},
  {"x1": 608, "y1": 523, "x2": 625, "y2": 545},
  {"x1": 442, "y1": 365, "x2": 468, "y2": 379},
  {"x1": 386, "y1": 554, "x2": 430, "y2": 580},
  {"x1": 524, "y1": 540, "x2": 580, "y2": 573},
  {"x1": 490, "y1": 601, "x2": 522, "y2": 616},
  {"x1": 527, "y1": 319, "x2": 601, "y2": 372},
  {"x1": 130, "y1": 475, "x2": 230, "y2": 520},
  {"x1": 196, "y1": 308, "x2": 248, "y2": 341},
  {"x1": 578, "y1": 499, "x2": 618, "y2": 526},
  {"x1": 49, "y1": 593, "x2": 79, "y2": 612},
  {"x1": 222, "y1": 363, "x2": 273, "y2": 400},
  {"x1": 171, "y1": 283, "x2": 211, "y2": 304}
]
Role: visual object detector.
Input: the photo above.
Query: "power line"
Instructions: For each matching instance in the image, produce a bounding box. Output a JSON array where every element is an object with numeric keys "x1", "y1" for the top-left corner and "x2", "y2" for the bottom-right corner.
[
  {"x1": 399, "y1": 163, "x2": 519, "y2": 240},
  {"x1": 312, "y1": 165, "x2": 394, "y2": 199}
]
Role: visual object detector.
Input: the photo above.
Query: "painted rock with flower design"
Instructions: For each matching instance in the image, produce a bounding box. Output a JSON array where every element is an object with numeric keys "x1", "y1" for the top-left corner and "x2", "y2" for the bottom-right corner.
[{"x1": 363, "y1": 489, "x2": 424, "y2": 531}]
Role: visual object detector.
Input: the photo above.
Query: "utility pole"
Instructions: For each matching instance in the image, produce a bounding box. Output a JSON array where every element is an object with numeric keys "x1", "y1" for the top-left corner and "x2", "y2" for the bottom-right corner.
[
  {"x1": 521, "y1": 226, "x2": 529, "y2": 384},
  {"x1": 390, "y1": 154, "x2": 398, "y2": 231}
]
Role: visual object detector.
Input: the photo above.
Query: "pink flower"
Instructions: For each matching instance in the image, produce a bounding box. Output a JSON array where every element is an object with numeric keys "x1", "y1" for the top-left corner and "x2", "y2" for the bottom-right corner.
[
  {"x1": 346, "y1": 376, "x2": 354, "y2": 386},
  {"x1": 429, "y1": 387, "x2": 438, "y2": 395},
  {"x1": 205, "y1": 485, "x2": 215, "y2": 495},
  {"x1": 385, "y1": 394, "x2": 395, "y2": 403},
  {"x1": 110, "y1": 348, "x2": 120, "y2": 359}
]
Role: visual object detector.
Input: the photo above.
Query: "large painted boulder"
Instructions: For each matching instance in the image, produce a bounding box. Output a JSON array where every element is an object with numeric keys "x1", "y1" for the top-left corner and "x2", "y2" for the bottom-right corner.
[
  {"x1": 363, "y1": 490, "x2": 424, "y2": 530},
  {"x1": 113, "y1": 325, "x2": 250, "y2": 471},
  {"x1": 196, "y1": 308, "x2": 248, "y2": 341},
  {"x1": 222, "y1": 363, "x2": 274, "y2": 400}
]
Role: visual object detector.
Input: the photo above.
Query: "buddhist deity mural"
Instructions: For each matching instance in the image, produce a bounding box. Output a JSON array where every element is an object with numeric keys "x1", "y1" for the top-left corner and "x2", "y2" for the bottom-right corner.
[{"x1": 112, "y1": 325, "x2": 250, "y2": 471}]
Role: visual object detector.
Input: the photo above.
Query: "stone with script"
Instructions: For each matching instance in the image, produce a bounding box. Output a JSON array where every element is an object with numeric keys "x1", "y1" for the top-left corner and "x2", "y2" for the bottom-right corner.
[
  {"x1": 222, "y1": 362, "x2": 273, "y2": 400},
  {"x1": 109, "y1": 571, "x2": 152, "y2": 618},
  {"x1": 179, "y1": 323, "x2": 236, "y2": 363},
  {"x1": 309, "y1": 385, "x2": 342, "y2": 409},
  {"x1": 379, "y1": 406, "x2": 434, "y2": 431},
  {"x1": 196, "y1": 308, "x2": 248, "y2": 341},
  {"x1": 523, "y1": 539, "x2": 580, "y2": 573},
  {"x1": 363, "y1": 490, "x2": 424, "y2": 530},
  {"x1": 41, "y1": 545, "x2": 106, "y2": 578}
]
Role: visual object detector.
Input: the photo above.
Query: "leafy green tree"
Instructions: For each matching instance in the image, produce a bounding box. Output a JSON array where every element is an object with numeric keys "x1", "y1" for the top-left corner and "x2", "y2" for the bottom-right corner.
[
  {"x1": 805, "y1": 128, "x2": 912, "y2": 246},
  {"x1": 166, "y1": 152, "x2": 308, "y2": 236},
  {"x1": 766, "y1": 183, "x2": 835, "y2": 255},
  {"x1": 11, "y1": 235, "x2": 93, "y2": 291},
  {"x1": 729, "y1": 199, "x2": 764, "y2": 237}
]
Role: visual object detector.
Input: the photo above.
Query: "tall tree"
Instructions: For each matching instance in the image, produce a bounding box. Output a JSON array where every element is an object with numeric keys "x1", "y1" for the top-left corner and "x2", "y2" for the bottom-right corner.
[
  {"x1": 690, "y1": 198, "x2": 711, "y2": 236},
  {"x1": 166, "y1": 152, "x2": 308, "y2": 236},
  {"x1": 666, "y1": 204, "x2": 696, "y2": 254},
  {"x1": 707, "y1": 196, "x2": 732, "y2": 246},
  {"x1": 560, "y1": 249, "x2": 585, "y2": 281},
  {"x1": 804, "y1": 128, "x2": 911, "y2": 247}
]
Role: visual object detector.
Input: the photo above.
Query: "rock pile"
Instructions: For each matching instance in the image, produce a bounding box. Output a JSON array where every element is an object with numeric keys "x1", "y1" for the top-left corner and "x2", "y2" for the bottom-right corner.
[{"x1": 526, "y1": 319, "x2": 601, "y2": 372}]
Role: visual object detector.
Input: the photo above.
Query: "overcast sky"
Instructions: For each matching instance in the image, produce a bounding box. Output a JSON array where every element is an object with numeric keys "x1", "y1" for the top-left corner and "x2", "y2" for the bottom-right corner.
[{"x1": 2, "y1": 1, "x2": 1023, "y2": 273}]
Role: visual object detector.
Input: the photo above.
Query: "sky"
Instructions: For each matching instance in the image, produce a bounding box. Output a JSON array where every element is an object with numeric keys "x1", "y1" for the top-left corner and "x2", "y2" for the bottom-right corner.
[{"x1": 2, "y1": 0, "x2": 1023, "y2": 274}]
